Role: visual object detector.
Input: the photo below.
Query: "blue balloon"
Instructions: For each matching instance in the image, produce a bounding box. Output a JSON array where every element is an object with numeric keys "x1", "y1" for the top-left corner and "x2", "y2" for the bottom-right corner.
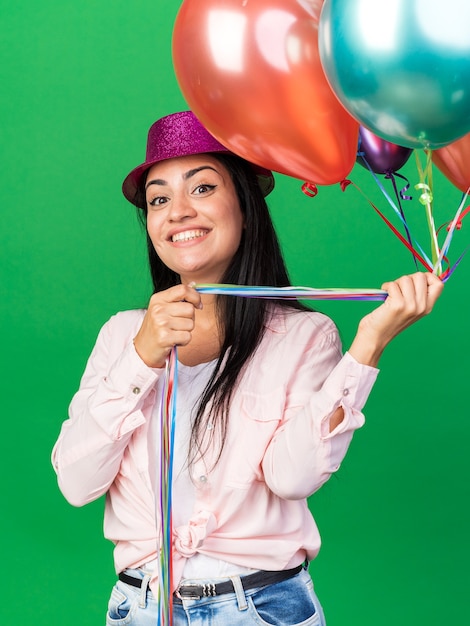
[{"x1": 319, "y1": 0, "x2": 470, "y2": 149}]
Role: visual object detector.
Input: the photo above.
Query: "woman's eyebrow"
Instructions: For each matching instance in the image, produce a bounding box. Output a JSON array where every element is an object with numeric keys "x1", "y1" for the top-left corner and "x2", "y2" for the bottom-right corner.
[
  {"x1": 183, "y1": 165, "x2": 219, "y2": 180},
  {"x1": 145, "y1": 165, "x2": 219, "y2": 191},
  {"x1": 145, "y1": 178, "x2": 167, "y2": 190}
]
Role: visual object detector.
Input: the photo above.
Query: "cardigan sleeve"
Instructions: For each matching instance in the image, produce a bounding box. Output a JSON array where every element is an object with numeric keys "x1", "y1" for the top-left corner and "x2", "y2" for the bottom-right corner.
[{"x1": 51, "y1": 312, "x2": 161, "y2": 506}]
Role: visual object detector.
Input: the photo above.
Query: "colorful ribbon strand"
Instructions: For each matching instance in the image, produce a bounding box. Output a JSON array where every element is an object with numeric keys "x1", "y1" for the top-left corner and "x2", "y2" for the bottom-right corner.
[
  {"x1": 157, "y1": 348, "x2": 177, "y2": 626},
  {"x1": 154, "y1": 140, "x2": 470, "y2": 624},
  {"x1": 195, "y1": 284, "x2": 388, "y2": 300},
  {"x1": 156, "y1": 163, "x2": 470, "y2": 621},
  {"x1": 432, "y1": 193, "x2": 468, "y2": 275},
  {"x1": 415, "y1": 150, "x2": 441, "y2": 270},
  {"x1": 345, "y1": 150, "x2": 470, "y2": 281},
  {"x1": 156, "y1": 283, "x2": 389, "y2": 624}
]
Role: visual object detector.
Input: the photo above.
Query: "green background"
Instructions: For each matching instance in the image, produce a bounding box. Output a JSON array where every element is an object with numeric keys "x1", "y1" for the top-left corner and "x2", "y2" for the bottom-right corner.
[{"x1": 1, "y1": 1, "x2": 469, "y2": 624}]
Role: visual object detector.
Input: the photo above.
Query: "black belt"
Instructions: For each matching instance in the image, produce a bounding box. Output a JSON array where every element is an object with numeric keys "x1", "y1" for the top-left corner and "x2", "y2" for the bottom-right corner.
[{"x1": 118, "y1": 563, "x2": 303, "y2": 601}]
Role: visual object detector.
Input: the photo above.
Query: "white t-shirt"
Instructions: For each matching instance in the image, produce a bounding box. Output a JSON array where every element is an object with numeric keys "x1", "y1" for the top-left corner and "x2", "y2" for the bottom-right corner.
[{"x1": 148, "y1": 359, "x2": 256, "y2": 580}]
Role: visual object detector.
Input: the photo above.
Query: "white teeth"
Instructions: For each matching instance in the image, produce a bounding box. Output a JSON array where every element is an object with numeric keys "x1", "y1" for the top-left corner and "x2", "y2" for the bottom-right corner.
[{"x1": 171, "y1": 229, "x2": 208, "y2": 243}]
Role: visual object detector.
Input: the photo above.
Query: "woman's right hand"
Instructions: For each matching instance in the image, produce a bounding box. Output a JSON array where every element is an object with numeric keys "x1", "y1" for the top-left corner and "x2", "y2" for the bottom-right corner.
[
  {"x1": 133, "y1": 284, "x2": 202, "y2": 368},
  {"x1": 348, "y1": 272, "x2": 443, "y2": 368}
]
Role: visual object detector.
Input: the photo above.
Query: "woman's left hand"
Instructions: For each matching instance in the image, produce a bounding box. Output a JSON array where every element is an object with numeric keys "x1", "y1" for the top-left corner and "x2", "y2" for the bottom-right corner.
[{"x1": 348, "y1": 272, "x2": 444, "y2": 367}]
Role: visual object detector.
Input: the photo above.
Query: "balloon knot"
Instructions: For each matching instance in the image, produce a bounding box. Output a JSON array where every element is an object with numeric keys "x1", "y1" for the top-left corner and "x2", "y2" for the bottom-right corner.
[
  {"x1": 301, "y1": 182, "x2": 318, "y2": 197},
  {"x1": 340, "y1": 179, "x2": 352, "y2": 192}
]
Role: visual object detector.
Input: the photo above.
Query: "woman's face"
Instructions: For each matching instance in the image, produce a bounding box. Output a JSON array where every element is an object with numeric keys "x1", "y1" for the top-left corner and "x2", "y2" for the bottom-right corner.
[{"x1": 144, "y1": 154, "x2": 244, "y2": 284}]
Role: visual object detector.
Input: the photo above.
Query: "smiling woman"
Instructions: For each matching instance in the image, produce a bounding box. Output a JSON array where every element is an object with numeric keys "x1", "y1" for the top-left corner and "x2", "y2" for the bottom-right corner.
[
  {"x1": 143, "y1": 155, "x2": 245, "y2": 286},
  {"x1": 51, "y1": 110, "x2": 443, "y2": 626}
]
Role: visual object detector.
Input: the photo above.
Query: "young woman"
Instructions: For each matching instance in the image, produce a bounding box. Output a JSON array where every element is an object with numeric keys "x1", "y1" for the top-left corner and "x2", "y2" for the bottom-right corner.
[{"x1": 52, "y1": 111, "x2": 443, "y2": 626}]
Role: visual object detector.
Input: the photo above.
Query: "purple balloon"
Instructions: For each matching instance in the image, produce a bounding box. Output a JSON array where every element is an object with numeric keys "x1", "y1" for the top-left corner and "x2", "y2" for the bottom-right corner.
[{"x1": 357, "y1": 126, "x2": 413, "y2": 174}]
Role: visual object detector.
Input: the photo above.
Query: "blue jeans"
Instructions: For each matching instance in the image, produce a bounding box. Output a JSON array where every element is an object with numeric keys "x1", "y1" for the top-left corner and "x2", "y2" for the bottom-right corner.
[{"x1": 105, "y1": 566, "x2": 326, "y2": 625}]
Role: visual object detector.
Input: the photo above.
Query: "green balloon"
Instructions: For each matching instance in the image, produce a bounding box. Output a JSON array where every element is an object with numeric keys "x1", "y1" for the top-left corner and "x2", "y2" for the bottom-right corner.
[{"x1": 319, "y1": 0, "x2": 470, "y2": 148}]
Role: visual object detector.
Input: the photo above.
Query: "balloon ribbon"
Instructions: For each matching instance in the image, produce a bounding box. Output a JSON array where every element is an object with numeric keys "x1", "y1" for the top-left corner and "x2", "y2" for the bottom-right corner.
[
  {"x1": 415, "y1": 150, "x2": 441, "y2": 271},
  {"x1": 357, "y1": 150, "x2": 418, "y2": 268},
  {"x1": 156, "y1": 283, "x2": 388, "y2": 623},
  {"x1": 157, "y1": 348, "x2": 177, "y2": 626},
  {"x1": 195, "y1": 284, "x2": 387, "y2": 300},
  {"x1": 345, "y1": 180, "x2": 434, "y2": 273}
]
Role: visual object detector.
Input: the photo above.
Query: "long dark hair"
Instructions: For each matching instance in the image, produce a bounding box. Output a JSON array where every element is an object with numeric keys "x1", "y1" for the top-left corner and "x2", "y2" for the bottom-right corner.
[{"x1": 134, "y1": 153, "x2": 309, "y2": 468}]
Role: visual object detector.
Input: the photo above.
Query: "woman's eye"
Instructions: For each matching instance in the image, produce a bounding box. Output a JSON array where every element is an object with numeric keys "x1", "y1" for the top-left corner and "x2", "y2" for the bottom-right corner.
[
  {"x1": 194, "y1": 184, "x2": 216, "y2": 194},
  {"x1": 147, "y1": 196, "x2": 168, "y2": 207}
]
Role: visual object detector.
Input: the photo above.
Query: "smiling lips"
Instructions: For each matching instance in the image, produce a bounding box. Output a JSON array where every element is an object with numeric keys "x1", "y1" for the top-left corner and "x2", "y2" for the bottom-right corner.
[{"x1": 171, "y1": 229, "x2": 209, "y2": 243}]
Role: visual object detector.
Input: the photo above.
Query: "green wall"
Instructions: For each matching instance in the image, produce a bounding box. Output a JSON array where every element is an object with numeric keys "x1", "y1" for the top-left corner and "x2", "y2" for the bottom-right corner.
[{"x1": 2, "y1": 1, "x2": 468, "y2": 624}]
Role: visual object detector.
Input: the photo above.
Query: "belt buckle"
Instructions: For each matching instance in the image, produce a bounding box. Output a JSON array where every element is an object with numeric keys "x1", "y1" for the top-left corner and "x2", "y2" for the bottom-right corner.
[{"x1": 175, "y1": 583, "x2": 201, "y2": 601}]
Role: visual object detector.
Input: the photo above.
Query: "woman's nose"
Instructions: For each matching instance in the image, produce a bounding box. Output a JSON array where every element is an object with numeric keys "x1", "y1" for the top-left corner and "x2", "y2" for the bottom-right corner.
[{"x1": 167, "y1": 195, "x2": 197, "y2": 222}]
